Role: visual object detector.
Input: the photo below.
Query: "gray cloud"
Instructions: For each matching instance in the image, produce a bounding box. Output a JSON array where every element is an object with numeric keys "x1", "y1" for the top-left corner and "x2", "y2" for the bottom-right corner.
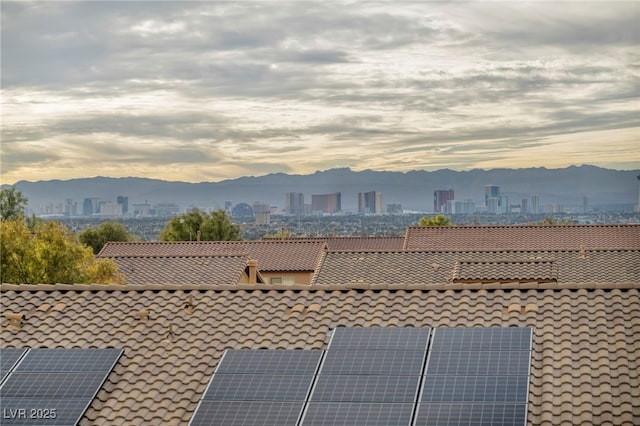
[{"x1": 1, "y1": 1, "x2": 638, "y2": 183}]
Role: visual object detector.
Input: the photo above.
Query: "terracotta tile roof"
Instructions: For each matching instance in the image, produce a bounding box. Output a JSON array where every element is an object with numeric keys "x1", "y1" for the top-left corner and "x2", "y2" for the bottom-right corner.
[
  {"x1": 99, "y1": 240, "x2": 327, "y2": 272},
  {"x1": 110, "y1": 255, "x2": 256, "y2": 286},
  {"x1": 2, "y1": 283, "x2": 638, "y2": 425},
  {"x1": 262, "y1": 236, "x2": 405, "y2": 251},
  {"x1": 403, "y1": 224, "x2": 640, "y2": 251},
  {"x1": 312, "y1": 249, "x2": 640, "y2": 285}
]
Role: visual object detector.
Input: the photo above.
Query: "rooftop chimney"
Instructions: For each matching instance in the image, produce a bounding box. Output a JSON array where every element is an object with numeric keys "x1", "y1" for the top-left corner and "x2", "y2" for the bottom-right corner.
[{"x1": 247, "y1": 259, "x2": 258, "y2": 284}]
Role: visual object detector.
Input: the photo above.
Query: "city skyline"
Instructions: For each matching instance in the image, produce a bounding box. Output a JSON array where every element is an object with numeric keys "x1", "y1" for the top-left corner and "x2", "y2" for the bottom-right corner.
[{"x1": 2, "y1": 1, "x2": 639, "y2": 185}]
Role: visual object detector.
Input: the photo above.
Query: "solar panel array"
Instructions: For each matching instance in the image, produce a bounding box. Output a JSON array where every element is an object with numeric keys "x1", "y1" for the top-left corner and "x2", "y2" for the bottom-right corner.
[
  {"x1": 415, "y1": 328, "x2": 532, "y2": 425},
  {"x1": 189, "y1": 350, "x2": 323, "y2": 426},
  {"x1": 190, "y1": 327, "x2": 532, "y2": 426},
  {"x1": 0, "y1": 348, "x2": 123, "y2": 425}
]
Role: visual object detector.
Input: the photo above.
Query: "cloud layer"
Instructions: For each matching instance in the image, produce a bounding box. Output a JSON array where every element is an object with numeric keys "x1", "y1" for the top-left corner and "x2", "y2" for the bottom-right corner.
[{"x1": 2, "y1": 1, "x2": 639, "y2": 183}]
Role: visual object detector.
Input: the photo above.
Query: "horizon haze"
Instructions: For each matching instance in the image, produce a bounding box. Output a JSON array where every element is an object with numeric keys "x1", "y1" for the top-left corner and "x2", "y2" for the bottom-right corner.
[{"x1": 2, "y1": 1, "x2": 639, "y2": 185}]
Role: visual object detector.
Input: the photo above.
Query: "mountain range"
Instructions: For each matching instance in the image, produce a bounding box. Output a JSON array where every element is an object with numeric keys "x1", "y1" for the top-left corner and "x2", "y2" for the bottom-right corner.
[{"x1": 6, "y1": 165, "x2": 640, "y2": 213}]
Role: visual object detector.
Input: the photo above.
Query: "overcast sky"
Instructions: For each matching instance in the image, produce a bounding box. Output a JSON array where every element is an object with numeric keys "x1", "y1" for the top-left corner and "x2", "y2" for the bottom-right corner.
[{"x1": 1, "y1": 1, "x2": 639, "y2": 184}]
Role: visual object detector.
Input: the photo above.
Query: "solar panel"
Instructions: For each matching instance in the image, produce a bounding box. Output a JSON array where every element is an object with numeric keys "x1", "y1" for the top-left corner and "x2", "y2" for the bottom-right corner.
[
  {"x1": 328, "y1": 327, "x2": 431, "y2": 350},
  {"x1": 0, "y1": 349, "x2": 27, "y2": 384},
  {"x1": 319, "y1": 350, "x2": 426, "y2": 376},
  {"x1": 430, "y1": 328, "x2": 531, "y2": 352},
  {"x1": 214, "y1": 350, "x2": 323, "y2": 375},
  {"x1": 202, "y1": 374, "x2": 315, "y2": 401},
  {"x1": 0, "y1": 348, "x2": 123, "y2": 426},
  {"x1": 414, "y1": 403, "x2": 528, "y2": 426},
  {"x1": 190, "y1": 350, "x2": 323, "y2": 425},
  {"x1": 417, "y1": 327, "x2": 532, "y2": 426},
  {"x1": 301, "y1": 402, "x2": 415, "y2": 426},
  {"x1": 310, "y1": 374, "x2": 421, "y2": 403},
  {"x1": 190, "y1": 401, "x2": 304, "y2": 426}
]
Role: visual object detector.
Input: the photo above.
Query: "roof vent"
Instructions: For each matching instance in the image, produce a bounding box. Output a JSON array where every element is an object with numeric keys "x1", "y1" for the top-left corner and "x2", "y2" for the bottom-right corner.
[
  {"x1": 5, "y1": 312, "x2": 25, "y2": 328},
  {"x1": 578, "y1": 245, "x2": 588, "y2": 259},
  {"x1": 136, "y1": 309, "x2": 150, "y2": 321}
]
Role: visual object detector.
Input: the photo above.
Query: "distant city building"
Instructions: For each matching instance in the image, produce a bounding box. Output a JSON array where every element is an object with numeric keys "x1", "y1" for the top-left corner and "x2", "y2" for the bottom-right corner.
[
  {"x1": 132, "y1": 203, "x2": 152, "y2": 217},
  {"x1": 583, "y1": 196, "x2": 589, "y2": 213},
  {"x1": 253, "y1": 203, "x2": 271, "y2": 225},
  {"x1": 99, "y1": 202, "x2": 123, "y2": 216},
  {"x1": 358, "y1": 191, "x2": 382, "y2": 214},
  {"x1": 521, "y1": 198, "x2": 529, "y2": 214},
  {"x1": 285, "y1": 192, "x2": 305, "y2": 216},
  {"x1": 386, "y1": 203, "x2": 403, "y2": 214},
  {"x1": 64, "y1": 198, "x2": 77, "y2": 217},
  {"x1": 311, "y1": 192, "x2": 341, "y2": 214},
  {"x1": 485, "y1": 185, "x2": 501, "y2": 214},
  {"x1": 531, "y1": 194, "x2": 541, "y2": 214},
  {"x1": 82, "y1": 198, "x2": 100, "y2": 216},
  {"x1": 117, "y1": 196, "x2": 129, "y2": 215},
  {"x1": 232, "y1": 203, "x2": 254, "y2": 218},
  {"x1": 449, "y1": 198, "x2": 475, "y2": 215},
  {"x1": 225, "y1": 201, "x2": 233, "y2": 213},
  {"x1": 154, "y1": 203, "x2": 181, "y2": 217},
  {"x1": 434, "y1": 189, "x2": 454, "y2": 213}
]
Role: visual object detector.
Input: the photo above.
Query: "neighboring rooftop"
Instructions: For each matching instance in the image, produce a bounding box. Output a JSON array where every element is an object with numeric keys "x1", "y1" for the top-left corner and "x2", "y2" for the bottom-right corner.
[
  {"x1": 99, "y1": 240, "x2": 327, "y2": 272},
  {"x1": 403, "y1": 224, "x2": 640, "y2": 251},
  {"x1": 312, "y1": 249, "x2": 639, "y2": 286},
  {"x1": 2, "y1": 283, "x2": 638, "y2": 425},
  {"x1": 108, "y1": 254, "x2": 263, "y2": 286}
]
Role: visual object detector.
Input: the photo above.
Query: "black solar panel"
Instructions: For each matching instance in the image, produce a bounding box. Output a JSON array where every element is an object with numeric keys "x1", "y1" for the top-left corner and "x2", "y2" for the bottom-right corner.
[
  {"x1": 203, "y1": 374, "x2": 314, "y2": 401},
  {"x1": 310, "y1": 374, "x2": 420, "y2": 403},
  {"x1": 430, "y1": 328, "x2": 532, "y2": 352},
  {"x1": 414, "y1": 403, "x2": 528, "y2": 426},
  {"x1": 0, "y1": 349, "x2": 27, "y2": 384},
  {"x1": 420, "y1": 327, "x2": 532, "y2": 426},
  {"x1": 319, "y1": 350, "x2": 426, "y2": 376},
  {"x1": 328, "y1": 327, "x2": 431, "y2": 350},
  {"x1": 190, "y1": 401, "x2": 304, "y2": 426},
  {"x1": 214, "y1": 350, "x2": 323, "y2": 375},
  {"x1": 301, "y1": 402, "x2": 415, "y2": 426},
  {"x1": 0, "y1": 348, "x2": 123, "y2": 426}
]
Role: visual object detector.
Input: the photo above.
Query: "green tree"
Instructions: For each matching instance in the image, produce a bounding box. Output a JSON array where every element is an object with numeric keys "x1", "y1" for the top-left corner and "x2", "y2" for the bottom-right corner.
[
  {"x1": 0, "y1": 186, "x2": 28, "y2": 221},
  {"x1": 79, "y1": 221, "x2": 137, "y2": 254},
  {"x1": 159, "y1": 209, "x2": 242, "y2": 241},
  {"x1": 418, "y1": 214, "x2": 453, "y2": 226},
  {"x1": 0, "y1": 219, "x2": 124, "y2": 284}
]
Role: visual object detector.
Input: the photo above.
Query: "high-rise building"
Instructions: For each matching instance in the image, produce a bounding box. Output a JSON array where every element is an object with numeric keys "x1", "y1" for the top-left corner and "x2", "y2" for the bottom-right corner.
[
  {"x1": 434, "y1": 189, "x2": 454, "y2": 213},
  {"x1": 485, "y1": 185, "x2": 501, "y2": 214},
  {"x1": 358, "y1": 191, "x2": 382, "y2": 214},
  {"x1": 117, "y1": 196, "x2": 129, "y2": 215},
  {"x1": 82, "y1": 198, "x2": 100, "y2": 216},
  {"x1": 311, "y1": 192, "x2": 341, "y2": 214},
  {"x1": 531, "y1": 194, "x2": 540, "y2": 214},
  {"x1": 285, "y1": 192, "x2": 305, "y2": 216},
  {"x1": 386, "y1": 203, "x2": 402, "y2": 214},
  {"x1": 521, "y1": 198, "x2": 529, "y2": 214}
]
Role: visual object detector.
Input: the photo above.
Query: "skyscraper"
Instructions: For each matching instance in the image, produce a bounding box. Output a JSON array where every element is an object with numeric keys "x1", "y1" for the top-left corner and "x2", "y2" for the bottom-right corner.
[
  {"x1": 311, "y1": 193, "x2": 341, "y2": 214},
  {"x1": 531, "y1": 194, "x2": 540, "y2": 214},
  {"x1": 285, "y1": 192, "x2": 304, "y2": 216},
  {"x1": 117, "y1": 196, "x2": 129, "y2": 215},
  {"x1": 434, "y1": 189, "x2": 454, "y2": 213},
  {"x1": 358, "y1": 191, "x2": 382, "y2": 214},
  {"x1": 485, "y1": 185, "x2": 501, "y2": 214}
]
